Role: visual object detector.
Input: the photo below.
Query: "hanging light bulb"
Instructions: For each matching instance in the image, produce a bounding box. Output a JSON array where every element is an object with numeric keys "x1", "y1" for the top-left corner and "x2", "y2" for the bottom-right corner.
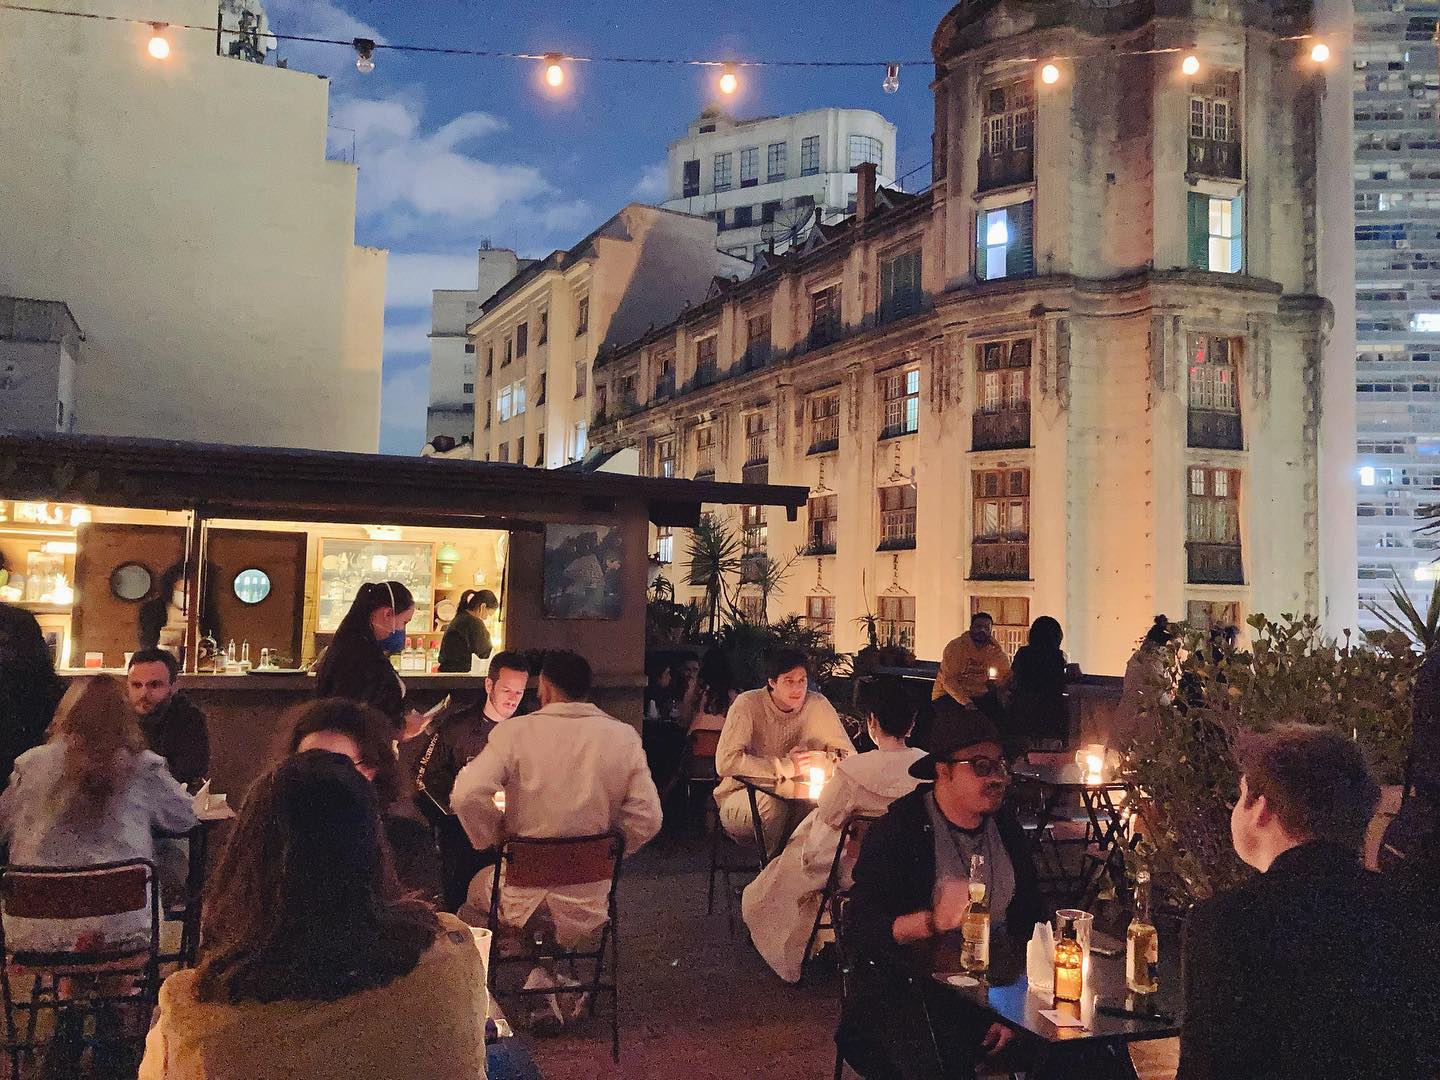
[
  {"x1": 1041, "y1": 62, "x2": 1061, "y2": 85},
  {"x1": 882, "y1": 63, "x2": 901, "y2": 94},
  {"x1": 1181, "y1": 53, "x2": 1201, "y2": 76},
  {"x1": 543, "y1": 53, "x2": 566, "y2": 88},
  {"x1": 147, "y1": 23, "x2": 170, "y2": 60},
  {"x1": 718, "y1": 65, "x2": 739, "y2": 95},
  {"x1": 353, "y1": 37, "x2": 376, "y2": 74},
  {"x1": 1310, "y1": 40, "x2": 1331, "y2": 63}
]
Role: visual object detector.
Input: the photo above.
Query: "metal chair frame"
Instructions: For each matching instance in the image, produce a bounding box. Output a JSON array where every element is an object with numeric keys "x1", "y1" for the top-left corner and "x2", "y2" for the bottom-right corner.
[
  {"x1": 798, "y1": 813, "x2": 880, "y2": 987},
  {"x1": 156, "y1": 823, "x2": 211, "y2": 969},
  {"x1": 485, "y1": 832, "x2": 625, "y2": 1062}
]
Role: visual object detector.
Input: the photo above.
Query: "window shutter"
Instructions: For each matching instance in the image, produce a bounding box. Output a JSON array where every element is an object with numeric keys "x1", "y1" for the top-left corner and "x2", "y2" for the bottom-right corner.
[
  {"x1": 880, "y1": 257, "x2": 895, "y2": 316},
  {"x1": 975, "y1": 213, "x2": 988, "y2": 281},
  {"x1": 1006, "y1": 201, "x2": 1035, "y2": 278},
  {"x1": 1187, "y1": 192, "x2": 1209, "y2": 269},
  {"x1": 1229, "y1": 194, "x2": 1244, "y2": 273}
]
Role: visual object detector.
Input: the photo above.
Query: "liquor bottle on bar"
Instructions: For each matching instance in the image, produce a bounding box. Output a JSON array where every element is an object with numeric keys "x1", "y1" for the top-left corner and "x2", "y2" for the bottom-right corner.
[
  {"x1": 1053, "y1": 921, "x2": 1084, "y2": 1003},
  {"x1": 960, "y1": 853, "x2": 990, "y2": 976},
  {"x1": 1126, "y1": 868, "x2": 1160, "y2": 993}
]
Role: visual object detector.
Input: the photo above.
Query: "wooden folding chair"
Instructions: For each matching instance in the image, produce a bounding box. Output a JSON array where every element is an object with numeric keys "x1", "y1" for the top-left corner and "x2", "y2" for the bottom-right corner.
[
  {"x1": 486, "y1": 832, "x2": 625, "y2": 1062},
  {"x1": 0, "y1": 859, "x2": 161, "y2": 1080},
  {"x1": 799, "y1": 813, "x2": 880, "y2": 987}
]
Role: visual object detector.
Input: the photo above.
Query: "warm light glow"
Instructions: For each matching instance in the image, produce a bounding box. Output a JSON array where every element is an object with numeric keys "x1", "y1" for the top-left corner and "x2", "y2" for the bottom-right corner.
[
  {"x1": 493, "y1": 790, "x2": 506, "y2": 813},
  {"x1": 40, "y1": 541, "x2": 77, "y2": 556},
  {"x1": 147, "y1": 24, "x2": 170, "y2": 60},
  {"x1": 718, "y1": 66, "x2": 739, "y2": 95},
  {"x1": 544, "y1": 54, "x2": 566, "y2": 88},
  {"x1": 1181, "y1": 54, "x2": 1201, "y2": 77},
  {"x1": 45, "y1": 576, "x2": 74, "y2": 606},
  {"x1": 807, "y1": 766, "x2": 826, "y2": 786},
  {"x1": 1085, "y1": 752, "x2": 1104, "y2": 782},
  {"x1": 987, "y1": 666, "x2": 998, "y2": 680},
  {"x1": 68, "y1": 507, "x2": 91, "y2": 527},
  {"x1": 1041, "y1": 63, "x2": 1061, "y2": 85},
  {"x1": 370, "y1": 554, "x2": 389, "y2": 572},
  {"x1": 1359, "y1": 466, "x2": 1376, "y2": 486},
  {"x1": 806, "y1": 782, "x2": 824, "y2": 801},
  {"x1": 1310, "y1": 41, "x2": 1331, "y2": 64}
]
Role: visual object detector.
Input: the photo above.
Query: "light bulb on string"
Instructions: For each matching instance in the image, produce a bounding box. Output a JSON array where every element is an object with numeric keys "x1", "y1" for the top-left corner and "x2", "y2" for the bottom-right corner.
[
  {"x1": 353, "y1": 37, "x2": 376, "y2": 74},
  {"x1": 1041, "y1": 62, "x2": 1060, "y2": 85},
  {"x1": 882, "y1": 63, "x2": 900, "y2": 94},
  {"x1": 718, "y1": 65, "x2": 739, "y2": 95},
  {"x1": 147, "y1": 23, "x2": 170, "y2": 60},
  {"x1": 543, "y1": 54, "x2": 566, "y2": 88},
  {"x1": 1310, "y1": 40, "x2": 1331, "y2": 63},
  {"x1": 1181, "y1": 53, "x2": 1201, "y2": 76}
]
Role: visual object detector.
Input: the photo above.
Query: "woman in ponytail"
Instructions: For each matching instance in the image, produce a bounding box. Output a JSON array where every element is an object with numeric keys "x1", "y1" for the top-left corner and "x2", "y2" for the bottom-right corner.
[
  {"x1": 315, "y1": 581, "x2": 426, "y2": 740},
  {"x1": 0, "y1": 675, "x2": 196, "y2": 953},
  {"x1": 436, "y1": 589, "x2": 496, "y2": 673},
  {"x1": 1113, "y1": 615, "x2": 1179, "y2": 751}
]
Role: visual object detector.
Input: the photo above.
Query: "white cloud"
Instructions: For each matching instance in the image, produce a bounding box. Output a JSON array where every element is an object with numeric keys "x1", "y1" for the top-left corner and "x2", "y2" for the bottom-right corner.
[
  {"x1": 263, "y1": 0, "x2": 384, "y2": 79},
  {"x1": 542, "y1": 199, "x2": 596, "y2": 232},
  {"x1": 378, "y1": 362, "x2": 429, "y2": 455},
  {"x1": 332, "y1": 94, "x2": 553, "y2": 227},
  {"x1": 632, "y1": 162, "x2": 668, "y2": 201},
  {"x1": 383, "y1": 317, "x2": 432, "y2": 354},
  {"x1": 385, "y1": 252, "x2": 483, "y2": 307}
]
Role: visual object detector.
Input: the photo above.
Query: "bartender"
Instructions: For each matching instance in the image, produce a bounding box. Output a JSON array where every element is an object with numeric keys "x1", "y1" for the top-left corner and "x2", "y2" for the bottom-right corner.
[
  {"x1": 315, "y1": 581, "x2": 428, "y2": 740},
  {"x1": 437, "y1": 589, "x2": 496, "y2": 673}
]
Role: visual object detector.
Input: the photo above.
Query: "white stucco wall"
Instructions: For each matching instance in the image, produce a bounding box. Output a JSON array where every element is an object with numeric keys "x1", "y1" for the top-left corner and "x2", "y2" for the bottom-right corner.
[{"x1": 0, "y1": 0, "x2": 386, "y2": 452}]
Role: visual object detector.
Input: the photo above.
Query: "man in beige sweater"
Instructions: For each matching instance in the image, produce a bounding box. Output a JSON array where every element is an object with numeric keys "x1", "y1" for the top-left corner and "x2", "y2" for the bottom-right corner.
[{"x1": 715, "y1": 648, "x2": 854, "y2": 848}]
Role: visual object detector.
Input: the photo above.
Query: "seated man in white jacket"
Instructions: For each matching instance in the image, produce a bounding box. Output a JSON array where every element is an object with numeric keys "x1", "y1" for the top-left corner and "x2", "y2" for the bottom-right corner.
[
  {"x1": 742, "y1": 679, "x2": 924, "y2": 983},
  {"x1": 452, "y1": 649, "x2": 662, "y2": 1032}
]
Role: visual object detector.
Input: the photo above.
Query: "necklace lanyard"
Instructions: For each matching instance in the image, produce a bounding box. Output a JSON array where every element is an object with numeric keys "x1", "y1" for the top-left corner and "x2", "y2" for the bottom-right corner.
[{"x1": 936, "y1": 797, "x2": 992, "y2": 895}]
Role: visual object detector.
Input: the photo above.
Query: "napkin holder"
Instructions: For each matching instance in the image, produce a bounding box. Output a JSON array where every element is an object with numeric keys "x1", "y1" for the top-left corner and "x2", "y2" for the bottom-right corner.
[{"x1": 1026, "y1": 922, "x2": 1055, "y2": 996}]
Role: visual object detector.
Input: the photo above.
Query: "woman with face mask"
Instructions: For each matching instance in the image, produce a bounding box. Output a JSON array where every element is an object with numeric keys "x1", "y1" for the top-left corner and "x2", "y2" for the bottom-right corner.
[{"x1": 314, "y1": 581, "x2": 428, "y2": 741}]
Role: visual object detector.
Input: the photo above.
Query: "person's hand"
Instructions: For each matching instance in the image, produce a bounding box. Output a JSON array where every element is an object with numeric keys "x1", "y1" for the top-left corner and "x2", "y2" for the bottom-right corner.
[
  {"x1": 980, "y1": 1023, "x2": 1014, "y2": 1057},
  {"x1": 402, "y1": 709, "x2": 429, "y2": 741},
  {"x1": 789, "y1": 748, "x2": 826, "y2": 774},
  {"x1": 932, "y1": 878, "x2": 970, "y2": 933}
]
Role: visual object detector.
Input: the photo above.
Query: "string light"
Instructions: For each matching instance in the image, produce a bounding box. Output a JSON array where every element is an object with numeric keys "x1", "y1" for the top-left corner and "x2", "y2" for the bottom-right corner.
[
  {"x1": 1041, "y1": 62, "x2": 1060, "y2": 85},
  {"x1": 1310, "y1": 40, "x2": 1331, "y2": 63},
  {"x1": 882, "y1": 63, "x2": 900, "y2": 94},
  {"x1": 543, "y1": 52, "x2": 565, "y2": 88},
  {"x1": 718, "y1": 64, "x2": 738, "y2": 95},
  {"x1": 352, "y1": 36, "x2": 375, "y2": 74},
  {"x1": 1181, "y1": 53, "x2": 1201, "y2": 76},
  {"x1": 146, "y1": 21, "x2": 168, "y2": 59}
]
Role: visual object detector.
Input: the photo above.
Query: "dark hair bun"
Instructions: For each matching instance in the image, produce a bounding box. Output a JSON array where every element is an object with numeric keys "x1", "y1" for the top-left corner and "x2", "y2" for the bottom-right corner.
[{"x1": 1153, "y1": 615, "x2": 1168, "y2": 627}]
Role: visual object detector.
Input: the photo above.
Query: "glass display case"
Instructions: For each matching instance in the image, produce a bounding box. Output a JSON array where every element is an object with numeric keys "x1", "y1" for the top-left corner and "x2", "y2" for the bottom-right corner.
[{"x1": 316, "y1": 538, "x2": 434, "y2": 633}]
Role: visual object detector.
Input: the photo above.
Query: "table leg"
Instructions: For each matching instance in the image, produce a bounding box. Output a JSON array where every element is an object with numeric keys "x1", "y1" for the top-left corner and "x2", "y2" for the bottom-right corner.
[{"x1": 1033, "y1": 1040, "x2": 1142, "y2": 1080}]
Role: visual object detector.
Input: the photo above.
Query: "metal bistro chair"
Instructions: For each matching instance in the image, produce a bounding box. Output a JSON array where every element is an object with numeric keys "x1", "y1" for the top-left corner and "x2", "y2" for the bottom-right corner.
[
  {"x1": 486, "y1": 832, "x2": 625, "y2": 1062},
  {"x1": 0, "y1": 859, "x2": 162, "y2": 1080},
  {"x1": 157, "y1": 822, "x2": 212, "y2": 969},
  {"x1": 690, "y1": 729, "x2": 760, "y2": 925},
  {"x1": 799, "y1": 813, "x2": 880, "y2": 987}
]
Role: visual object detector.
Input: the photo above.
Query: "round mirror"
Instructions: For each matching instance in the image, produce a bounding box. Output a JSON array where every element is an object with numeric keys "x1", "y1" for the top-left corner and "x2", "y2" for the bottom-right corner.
[
  {"x1": 233, "y1": 568, "x2": 272, "y2": 605},
  {"x1": 110, "y1": 562, "x2": 153, "y2": 602}
]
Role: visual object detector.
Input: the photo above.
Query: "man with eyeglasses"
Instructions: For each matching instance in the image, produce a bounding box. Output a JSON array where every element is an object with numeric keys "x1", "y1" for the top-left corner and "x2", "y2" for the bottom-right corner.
[{"x1": 838, "y1": 699, "x2": 1045, "y2": 1079}]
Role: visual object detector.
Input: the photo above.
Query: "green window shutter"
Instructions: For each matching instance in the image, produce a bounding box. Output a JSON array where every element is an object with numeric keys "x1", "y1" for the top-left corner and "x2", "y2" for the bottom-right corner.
[
  {"x1": 1187, "y1": 191, "x2": 1209, "y2": 270},
  {"x1": 1006, "y1": 201, "x2": 1035, "y2": 279},
  {"x1": 880, "y1": 256, "x2": 895, "y2": 317},
  {"x1": 1229, "y1": 194, "x2": 1244, "y2": 273},
  {"x1": 975, "y1": 212, "x2": 988, "y2": 281}
]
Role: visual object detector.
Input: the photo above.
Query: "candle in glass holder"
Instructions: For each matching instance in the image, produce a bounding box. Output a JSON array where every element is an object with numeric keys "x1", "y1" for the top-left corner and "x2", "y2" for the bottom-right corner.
[
  {"x1": 807, "y1": 765, "x2": 826, "y2": 787},
  {"x1": 1084, "y1": 752, "x2": 1105, "y2": 784},
  {"x1": 492, "y1": 790, "x2": 506, "y2": 813},
  {"x1": 987, "y1": 666, "x2": 998, "y2": 680}
]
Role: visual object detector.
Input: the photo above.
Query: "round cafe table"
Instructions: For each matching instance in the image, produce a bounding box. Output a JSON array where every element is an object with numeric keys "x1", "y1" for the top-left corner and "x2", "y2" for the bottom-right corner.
[{"x1": 732, "y1": 775, "x2": 824, "y2": 865}]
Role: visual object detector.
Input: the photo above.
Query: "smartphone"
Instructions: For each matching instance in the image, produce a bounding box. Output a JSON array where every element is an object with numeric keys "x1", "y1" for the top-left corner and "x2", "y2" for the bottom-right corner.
[{"x1": 424, "y1": 693, "x2": 452, "y2": 720}]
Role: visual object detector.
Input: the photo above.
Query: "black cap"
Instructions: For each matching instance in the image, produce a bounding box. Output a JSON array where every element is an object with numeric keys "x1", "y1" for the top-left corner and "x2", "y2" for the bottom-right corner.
[{"x1": 909, "y1": 699, "x2": 1003, "y2": 780}]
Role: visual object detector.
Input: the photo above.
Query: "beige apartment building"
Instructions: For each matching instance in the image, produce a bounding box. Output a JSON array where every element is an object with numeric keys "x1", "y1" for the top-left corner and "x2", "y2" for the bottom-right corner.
[
  {"x1": 468, "y1": 206, "x2": 747, "y2": 468},
  {"x1": 591, "y1": 0, "x2": 1356, "y2": 676}
]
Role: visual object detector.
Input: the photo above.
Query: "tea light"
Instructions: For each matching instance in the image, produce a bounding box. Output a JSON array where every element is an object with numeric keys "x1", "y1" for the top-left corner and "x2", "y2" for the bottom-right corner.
[
  {"x1": 987, "y1": 666, "x2": 998, "y2": 680},
  {"x1": 807, "y1": 766, "x2": 826, "y2": 787},
  {"x1": 1084, "y1": 752, "x2": 1104, "y2": 784},
  {"x1": 492, "y1": 790, "x2": 506, "y2": 813}
]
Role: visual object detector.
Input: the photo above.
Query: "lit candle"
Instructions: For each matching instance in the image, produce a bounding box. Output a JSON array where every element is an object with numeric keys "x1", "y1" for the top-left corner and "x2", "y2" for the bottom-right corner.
[
  {"x1": 1085, "y1": 752, "x2": 1104, "y2": 784},
  {"x1": 492, "y1": 790, "x2": 506, "y2": 813},
  {"x1": 988, "y1": 666, "x2": 998, "y2": 680},
  {"x1": 807, "y1": 765, "x2": 826, "y2": 787}
]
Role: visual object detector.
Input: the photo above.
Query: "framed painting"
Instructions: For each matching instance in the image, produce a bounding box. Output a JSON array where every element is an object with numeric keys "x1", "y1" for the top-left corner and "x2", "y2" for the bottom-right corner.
[{"x1": 543, "y1": 524, "x2": 622, "y2": 619}]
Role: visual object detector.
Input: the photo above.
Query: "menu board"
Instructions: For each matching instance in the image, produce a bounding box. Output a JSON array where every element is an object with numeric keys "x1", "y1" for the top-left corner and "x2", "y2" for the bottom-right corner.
[{"x1": 317, "y1": 539, "x2": 433, "y2": 633}]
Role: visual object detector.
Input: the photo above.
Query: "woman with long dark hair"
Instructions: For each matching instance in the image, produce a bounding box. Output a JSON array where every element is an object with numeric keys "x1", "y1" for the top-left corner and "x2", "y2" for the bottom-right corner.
[
  {"x1": 314, "y1": 581, "x2": 426, "y2": 740},
  {"x1": 1006, "y1": 616, "x2": 1074, "y2": 753},
  {"x1": 683, "y1": 648, "x2": 738, "y2": 734},
  {"x1": 138, "y1": 751, "x2": 487, "y2": 1079},
  {"x1": 437, "y1": 589, "x2": 496, "y2": 673}
]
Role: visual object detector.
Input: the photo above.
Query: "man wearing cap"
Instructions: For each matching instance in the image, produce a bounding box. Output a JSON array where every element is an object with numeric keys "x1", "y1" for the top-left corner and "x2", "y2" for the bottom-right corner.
[{"x1": 837, "y1": 700, "x2": 1045, "y2": 1079}]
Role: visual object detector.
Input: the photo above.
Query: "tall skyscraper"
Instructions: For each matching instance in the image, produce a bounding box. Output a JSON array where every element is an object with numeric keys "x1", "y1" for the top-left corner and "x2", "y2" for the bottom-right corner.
[{"x1": 1353, "y1": 1, "x2": 1440, "y2": 621}]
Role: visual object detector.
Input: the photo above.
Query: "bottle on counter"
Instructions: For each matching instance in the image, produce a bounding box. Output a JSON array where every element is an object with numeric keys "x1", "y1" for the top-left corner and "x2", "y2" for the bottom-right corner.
[
  {"x1": 259, "y1": 647, "x2": 270, "y2": 670},
  {"x1": 960, "y1": 853, "x2": 990, "y2": 976},
  {"x1": 1126, "y1": 868, "x2": 1160, "y2": 994},
  {"x1": 1053, "y1": 920, "x2": 1084, "y2": 1003},
  {"x1": 240, "y1": 640, "x2": 251, "y2": 672},
  {"x1": 426, "y1": 637, "x2": 439, "y2": 673},
  {"x1": 225, "y1": 639, "x2": 237, "y2": 672}
]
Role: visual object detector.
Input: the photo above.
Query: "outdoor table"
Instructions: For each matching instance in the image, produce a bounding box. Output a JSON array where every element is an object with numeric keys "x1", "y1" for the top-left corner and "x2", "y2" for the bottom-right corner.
[
  {"x1": 931, "y1": 941, "x2": 1181, "y2": 1080},
  {"x1": 1011, "y1": 762, "x2": 1132, "y2": 900},
  {"x1": 159, "y1": 801, "x2": 237, "y2": 966},
  {"x1": 733, "y1": 775, "x2": 823, "y2": 865}
]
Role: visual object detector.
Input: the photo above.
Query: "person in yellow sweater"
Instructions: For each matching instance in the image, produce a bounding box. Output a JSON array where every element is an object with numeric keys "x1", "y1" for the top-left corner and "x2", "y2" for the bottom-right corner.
[
  {"x1": 714, "y1": 647, "x2": 854, "y2": 849},
  {"x1": 933, "y1": 612, "x2": 1011, "y2": 712}
]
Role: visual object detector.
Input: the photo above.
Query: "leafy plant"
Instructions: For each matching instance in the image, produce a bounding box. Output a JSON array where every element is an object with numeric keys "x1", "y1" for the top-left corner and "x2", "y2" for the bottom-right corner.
[
  {"x1": 1127, "y1": 613, "x2": 1417, "y2": 905},
  {"x1": 1363, "y1": 568, "x2": 1440, "y2": 652},
  {"x1": 685, "y1": 512, "x2": 742, "y2": 634},
  {"x1": 746, "y1": 547, "x2": 802, "y2": 624}
]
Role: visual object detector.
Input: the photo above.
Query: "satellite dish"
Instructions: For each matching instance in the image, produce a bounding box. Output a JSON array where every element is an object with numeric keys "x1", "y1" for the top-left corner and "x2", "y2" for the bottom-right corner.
[{"x1": 760, "y1": 203, "x2": 814, "y2": 253}]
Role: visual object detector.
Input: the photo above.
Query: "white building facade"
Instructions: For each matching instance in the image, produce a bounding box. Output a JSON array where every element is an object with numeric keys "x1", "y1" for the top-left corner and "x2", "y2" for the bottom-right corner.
[
  {"x1": 595, "y1": 0, "x2": 1356, "y2": 677},
  {"x1": 426, "y1": 247, "x2": 529, "y2": 449},
  {"x1": 0, "y1": 0, "x2": 386, "y2": 453},
  {"x1": 661, "y1": 108, "x2": 898, "y2": 262}
]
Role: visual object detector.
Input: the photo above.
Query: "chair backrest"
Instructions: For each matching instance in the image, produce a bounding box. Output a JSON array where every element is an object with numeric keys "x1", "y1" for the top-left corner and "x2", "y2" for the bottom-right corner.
[
  {"x1": 502, "y1": 833, "x2": 624, "y2": 890},
  {"x1": 1, "y1": 861, "x2": 153, "y2": 921},
  {"x1": 840, "y1": 814, "x2": 878, "y2": 864},
  {"x1": 688, "y1": 727, "x2": 722, "y2": 759}
]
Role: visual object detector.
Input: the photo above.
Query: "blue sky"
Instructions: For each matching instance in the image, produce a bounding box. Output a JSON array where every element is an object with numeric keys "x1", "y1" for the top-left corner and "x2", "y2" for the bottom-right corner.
[{"x1": 263, "y1": 0, "x2": 945, "y2": 452}]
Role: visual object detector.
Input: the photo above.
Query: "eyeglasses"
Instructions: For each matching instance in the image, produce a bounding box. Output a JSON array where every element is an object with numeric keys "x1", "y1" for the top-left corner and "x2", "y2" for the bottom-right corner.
[{"x1": 944, "y1": 756, "x2": 1011, "y2": 778}]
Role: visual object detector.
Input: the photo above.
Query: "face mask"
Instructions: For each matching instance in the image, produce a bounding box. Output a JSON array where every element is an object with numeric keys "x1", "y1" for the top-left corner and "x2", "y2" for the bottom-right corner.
[{"x1": 382, "y1": 626, "x2": 407, "y2": 654}]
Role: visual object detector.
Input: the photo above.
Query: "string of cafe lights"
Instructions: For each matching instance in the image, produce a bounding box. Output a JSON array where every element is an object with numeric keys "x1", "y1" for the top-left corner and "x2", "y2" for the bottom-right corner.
[{"x1": 0, "y1": 0, "x2": 1336, "y2": 97}]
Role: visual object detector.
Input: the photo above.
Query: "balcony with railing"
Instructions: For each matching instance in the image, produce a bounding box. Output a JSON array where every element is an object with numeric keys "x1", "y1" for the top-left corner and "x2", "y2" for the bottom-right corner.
[
  {"x1": 878, "y1": 509, "x2": 917, "y2": 551},
  {"x1": 1188, "y1": 138, "x2": 1241, "y2": 179},
  {"x1": 653, "y1": 372, "x2": 676, "y2": 403},
  {"x1": 740, "y1": 525, "x2": 768, "y2": 581},
  {"x1": 971, "y1": 538, "x2": 1030, "y2": 580},
  {"x1": 808, "y1": 316, "x2": 846, "y2": 350},
  {"x1": 805, "y1": 520, "x2": 837, "y2": 556},
  {"x1": 877, "y1": 619, "x2": 916, "y2": 650},
  {"x1": 972, "y1": 406, "x2": 1031, "y2": 451},
  {"x1": 809, "y1": 414, "x2": 840, "y2": 455},
  {"x1": 978, "y1": 145, "x2": 1034, "y2": 191},
  {"x1": 693, "y1": 442, "x2": 717, "y2": 478},
  {"x1": 1187, "y1": 542, "x2": 1244, "y2": 585},
  {"x1": 745, "y1": 434, "x2": 769, "y2": 467},
  {"x1": 1187, "y1": 409, "x2": 1243, "y2": 450}
]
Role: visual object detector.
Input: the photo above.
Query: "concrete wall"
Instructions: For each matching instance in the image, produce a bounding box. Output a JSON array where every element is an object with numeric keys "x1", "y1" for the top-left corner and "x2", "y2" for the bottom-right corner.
[{"x1": 0, "y1": 0, "x2": 385, "y2": 452}]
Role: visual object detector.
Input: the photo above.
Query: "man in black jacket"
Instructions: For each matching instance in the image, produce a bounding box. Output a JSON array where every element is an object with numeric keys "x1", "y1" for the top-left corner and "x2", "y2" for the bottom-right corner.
[
  {"x1": 126, "y1": 647, "x2": 210, "y2": 789},
  {"x1": 0, "y1": 601, "x2": 63, "y2": 790},
  {"x1": 414, "y1": 650, "x2": 530, "y2": 912},
  {"x1": 1178, "y1": 723, "x2": 1429, "y2": 1080},
  {"x1": 840, "y1": 702, "x2": 1046, "y2": 1080}
]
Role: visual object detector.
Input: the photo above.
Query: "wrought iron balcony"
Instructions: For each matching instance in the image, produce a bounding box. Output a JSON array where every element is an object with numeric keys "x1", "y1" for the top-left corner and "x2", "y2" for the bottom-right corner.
[
  {"x1": 1187, "y1": 409, "x2": 1243, "y2": 451},
  {"x1": 878, "y1": 509, "x2": 917, "y2": 551},
  {"x1": 877, "y1": 619, "x2": 916, "y2": 650},
  {"x1": 745, "y1": 434, "x2": 769, "y2": 467},
  {"x1": 972, "y1": 407, "x2": 1031, "y2": 451},
  {"x1": 971, "y1": 539, "x2": 1030, "y2": 580},
  {"x1": 805, "y1": 521, "x2": 837, "y2": 556},
  {"x1": 1187, "y1": 542, "x2": 1244, "y2": 585},
  {"x1": 978, "y1": 146, "x2": 1034, "y2": 191},
  {"x1": 1188, "y1": 138, "x2": 1242, "y2": 180},
  {"x1": 653, "y1": 373, "x2": 675, "y2": 402},
  {"x1": 808, "y1": 415, "x2": 840, "y2": 455}
]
